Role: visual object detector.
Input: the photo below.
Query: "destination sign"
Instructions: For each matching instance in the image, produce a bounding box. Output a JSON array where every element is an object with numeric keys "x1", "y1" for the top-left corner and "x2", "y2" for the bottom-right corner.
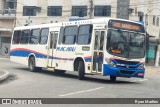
[{"x1": 108, "y1": 20, "x2": 145, "y2": 33}]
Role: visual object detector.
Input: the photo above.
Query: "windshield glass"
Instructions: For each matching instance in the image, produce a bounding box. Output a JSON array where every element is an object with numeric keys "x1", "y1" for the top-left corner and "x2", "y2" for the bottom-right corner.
[{"x1": 107, "y1": 29, "x2": 145, "y2": 59}]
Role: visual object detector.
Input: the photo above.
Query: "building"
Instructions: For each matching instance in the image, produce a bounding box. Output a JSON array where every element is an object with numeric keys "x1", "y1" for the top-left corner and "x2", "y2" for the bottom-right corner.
[
  {"x1": 0, "y1": 0, "x2": 16, "y2": 56},
  {"x1": 16, "y1": 0, "x2": 111, "y2": 26},
  {"x1": 129, "y1": 0, "x2": 160, "y2": 66}
]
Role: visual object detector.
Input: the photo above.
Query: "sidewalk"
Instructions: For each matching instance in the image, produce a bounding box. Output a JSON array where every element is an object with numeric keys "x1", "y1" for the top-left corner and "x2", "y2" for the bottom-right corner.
[
  {"x1": 145, "y1": 66, "x2": 160, "y2": 76},
  {"x1": 0, "y1": 70, "x2": 10, "y2": 82},
  {"x1": 0, "y1": 55, "x2": 9, "y2": 58}
]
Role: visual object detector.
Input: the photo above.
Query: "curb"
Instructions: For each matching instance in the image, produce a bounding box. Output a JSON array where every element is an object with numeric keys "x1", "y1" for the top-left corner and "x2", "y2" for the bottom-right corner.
[{"x1": 0, "y1": 70, "x2": 10, "y2": 82}]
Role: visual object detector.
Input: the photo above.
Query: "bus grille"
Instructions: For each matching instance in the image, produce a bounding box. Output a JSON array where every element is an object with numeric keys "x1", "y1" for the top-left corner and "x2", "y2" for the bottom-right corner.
[
  {"x1": 119, "y1": 70, "x2": 135, "y2": 75},
  {"x1": 115, "y1": 59, "x2": 139, "y2": 65}
]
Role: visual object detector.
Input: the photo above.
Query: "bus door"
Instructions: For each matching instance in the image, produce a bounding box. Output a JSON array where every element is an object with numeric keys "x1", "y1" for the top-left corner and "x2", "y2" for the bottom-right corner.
[
  {"x1": 47, "y1": 31, "x2": 59, "y2": 68},
  {"x1": 92, "y1": 30, "x2": 105, "y2": 73}
]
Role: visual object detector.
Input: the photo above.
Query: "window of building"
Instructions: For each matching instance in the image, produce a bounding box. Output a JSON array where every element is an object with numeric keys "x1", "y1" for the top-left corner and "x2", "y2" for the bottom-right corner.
[
  {"x1": 156, "y1": 17, "x2": 159, "y2": 26},
  {"x1": 1, "y1": 37, "x2": 11, "y2": 43},
  {"x1": 63, "y1": 26, "x2": 78, "y2": 44},
  {"x1": 20, "y1": 30, "x2": 30, "y2": 44},
  {"x1": 23, "y1": 6, "x2": 37, "y2": 16},
  {"x1": 139, "y1": 15, "x2": 143, "y2": 22},
  {"x1": 77, "y1": 25, "x2": 93, "y2": 44},
  {"x1": 48, "y1": 6, "x2": 62, "y2": 16},
  {"x1": 5, "y1": 0, "x2": 17, "y2": 9},
  {"x1": 12, "y1": 30, "x2": 21, "y2": 44},
  {"x1": 58, "y1": 27, "x2": 64, "y2": 44},
  {"x1": 94, "y1": 5, "x2": 111, "y2": 16},
  {"x1": 153, "y1": 16, "x2": 156, "y2": 25},
  {"x1": 29, "y1": 29, "x2": 40, "y2": 44},
  {"x1": 7, "y1": 0, "x2": 16, "y2": 9},
  {"x1": 39, "y1": 28, "x2": 49, "y2": 44},
  {"x1": 138, "y1": 12, "x2": 144, "y2": 22},
  {"x1": 72, "y1": 6, "x2": 87, "y2": 17}
]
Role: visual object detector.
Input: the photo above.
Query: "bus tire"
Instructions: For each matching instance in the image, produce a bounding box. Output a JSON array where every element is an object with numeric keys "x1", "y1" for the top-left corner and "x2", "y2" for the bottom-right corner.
[
  {"x1": 28, "y1": 57, "x2": 41, "y2": 72},
  {"x1": 110, "y1": 76, "x2": 116, "y2": 82},
  {"x1": 78, "y1": 61, "x2": 85, "y2": 80}
]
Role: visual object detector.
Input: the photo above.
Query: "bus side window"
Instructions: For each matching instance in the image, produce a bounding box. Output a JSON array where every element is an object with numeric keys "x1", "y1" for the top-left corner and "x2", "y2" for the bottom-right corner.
[
  {"x1": 63, "y1": 26, "x2": 78, "y2": 44},
  {"x1": 29, "y1": 29, "x2": 40, "y2": 44},
  {"x1": 77, "y1": 25, "x2": 93, "y2": 44},
  {"x1": 39, "y1": 28, "x2": 49, "y2": 44},
  {"x1": 20, "y1": 29, "x2": 30, "y2": 44},
  {"x1": 12, "y1": 30, "x2": 21, "y2": 44},
  {"x1": 100, "y1": 31, "x2": 104, "y2": 50}
]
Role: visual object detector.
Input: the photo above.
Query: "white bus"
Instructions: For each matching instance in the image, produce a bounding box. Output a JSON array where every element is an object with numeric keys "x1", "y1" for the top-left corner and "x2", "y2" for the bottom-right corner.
[{"x1": 10, "y1": 18, "x2": 146, "y2": 81}]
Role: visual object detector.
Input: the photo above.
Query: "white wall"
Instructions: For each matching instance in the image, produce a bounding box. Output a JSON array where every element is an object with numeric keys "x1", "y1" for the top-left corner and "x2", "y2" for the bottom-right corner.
[{"x1": 48, "y1": 0, "x2": 62, "y2": 6}]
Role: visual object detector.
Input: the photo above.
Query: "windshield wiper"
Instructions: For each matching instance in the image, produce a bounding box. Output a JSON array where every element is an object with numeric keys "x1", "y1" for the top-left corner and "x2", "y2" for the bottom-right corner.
[
  {"x1": 117, "y1": 29, "x2": 130, "y2": 58},
  {"x1": 117, "y1": 29, "x2": 127, "y2": 42}
]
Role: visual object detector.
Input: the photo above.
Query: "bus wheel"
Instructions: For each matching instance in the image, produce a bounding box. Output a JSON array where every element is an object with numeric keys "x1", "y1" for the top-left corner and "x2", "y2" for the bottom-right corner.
[
  {"x1": 110, "y1": 76, "x2": 117, "y2": 82},
  {"x1": 78, "y1": 61, "x2": 85, "y2": 80},
  {"x1": 28, "y1": 57, "x2": 41, "y2": 72}
]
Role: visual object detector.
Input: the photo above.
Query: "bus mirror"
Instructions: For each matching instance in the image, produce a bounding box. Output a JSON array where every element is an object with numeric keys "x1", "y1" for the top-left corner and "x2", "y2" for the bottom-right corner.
[{"x1": 157, "y1": 39, "x2": 160, "y2": 44}]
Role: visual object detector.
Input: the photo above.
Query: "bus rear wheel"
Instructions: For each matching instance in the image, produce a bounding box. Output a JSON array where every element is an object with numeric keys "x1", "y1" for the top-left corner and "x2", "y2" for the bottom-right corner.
[
  {"x1": 29, "y1": 57, "x2": 42, "y2": 72},
  {"x1": 110, "y1": 76, "x2": 117, "y2": 82},
  {"x1": 78, "y1": 61, "x2": 85, "y2": 80}
]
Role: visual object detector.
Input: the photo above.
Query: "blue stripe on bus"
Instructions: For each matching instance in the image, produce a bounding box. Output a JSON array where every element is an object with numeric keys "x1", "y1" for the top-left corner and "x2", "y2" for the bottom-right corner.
[{"x1": 10, "y1": 48, "x2": 92, "y2": 62}]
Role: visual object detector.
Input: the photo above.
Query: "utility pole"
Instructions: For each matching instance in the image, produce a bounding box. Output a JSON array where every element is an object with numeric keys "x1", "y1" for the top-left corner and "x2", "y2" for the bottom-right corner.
[{"x1": 89, "y1": 0, "x2": 93, "y2": 19}]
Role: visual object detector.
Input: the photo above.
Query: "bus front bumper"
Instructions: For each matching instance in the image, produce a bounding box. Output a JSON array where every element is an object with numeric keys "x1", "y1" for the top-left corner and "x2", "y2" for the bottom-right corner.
[{"x1": 103, "y1": 64, "x2": 145, "y2": 78}]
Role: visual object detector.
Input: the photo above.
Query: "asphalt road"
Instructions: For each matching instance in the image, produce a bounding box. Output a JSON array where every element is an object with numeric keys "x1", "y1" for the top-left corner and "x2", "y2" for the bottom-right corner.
[{"x1": 0, "y1": 58, "x2": 160, "y2": 107}]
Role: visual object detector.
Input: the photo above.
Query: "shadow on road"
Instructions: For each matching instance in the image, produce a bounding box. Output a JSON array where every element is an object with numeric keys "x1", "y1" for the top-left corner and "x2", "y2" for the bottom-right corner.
[{"x1": 16, "y1": 67, "x2": 140, "y2": 85}]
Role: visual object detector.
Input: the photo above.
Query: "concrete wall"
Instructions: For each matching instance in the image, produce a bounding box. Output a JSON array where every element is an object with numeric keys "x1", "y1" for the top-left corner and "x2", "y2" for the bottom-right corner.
[
  {"x1": 0, "y1": 20, "x2": 14, "y2": 29},
  {"x1": 117, "y1": 0, "x2": 130, "y2": 19}
]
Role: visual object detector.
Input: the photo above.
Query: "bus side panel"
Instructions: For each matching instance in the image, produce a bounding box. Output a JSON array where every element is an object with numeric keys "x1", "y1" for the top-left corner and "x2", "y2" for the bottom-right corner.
[
  {"x1": 10, "y1": 56, "x2": 28, "y2": 65},
  {"x1": 54, "y1": 45, "x2": 75, "y2": 71},
  {"x1": 10, "y1": 45, "x2": 48, "y2": 68},
  {"x1": 33, "y1": 45, "x2": 48, "y2": 68},
  {"x1": 54, "y1": 45, "x2": 93, "y2": 73},
  {"x1": 10, "y1": 45, "x2": 29, "y2": 65}
]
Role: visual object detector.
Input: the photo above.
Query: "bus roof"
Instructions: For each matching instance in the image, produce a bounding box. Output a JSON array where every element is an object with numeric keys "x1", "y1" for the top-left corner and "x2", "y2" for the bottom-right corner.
[{"x1": 14, "y1": 18, "x2": 144, "y2": 30}]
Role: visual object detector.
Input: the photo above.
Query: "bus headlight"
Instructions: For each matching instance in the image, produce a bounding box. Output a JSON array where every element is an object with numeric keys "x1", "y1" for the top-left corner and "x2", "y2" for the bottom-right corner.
[
  {"x1": 105, "y1": 58, "x2": 116, "y2": 67},
  {"x1": 137, "y1": 63, "x2": 144, "y2": 69}
]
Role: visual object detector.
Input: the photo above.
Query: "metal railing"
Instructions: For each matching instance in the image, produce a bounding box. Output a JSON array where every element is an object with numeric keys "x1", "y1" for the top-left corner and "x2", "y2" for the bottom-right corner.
[{"x1": 0, "y1": 9, "x2": 16, "y2": 15}]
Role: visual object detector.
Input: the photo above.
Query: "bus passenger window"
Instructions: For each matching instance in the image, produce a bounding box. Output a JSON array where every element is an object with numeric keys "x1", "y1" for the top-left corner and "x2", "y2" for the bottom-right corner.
[
  {"x1": 12, "y1": 30, "x2": 21, "y2": 44},
  {"x1": 100, "y1": 31, "x2": 105, "y2": 50},
  {"x1": 39, "y1": 28, "x2": 49, "y2": 44},
  {"x1": 77, "y1": 25, "x2": 93, "y2": 44},
  {"x1": 58, "y1": 27, "x2": 64, "y2": 44},
  {"x1": 63, "y1": 26, "x2": 78, "y2": 44},
  {"x1": 94, "y1": 31, "x2": 99, "y2": 50},
  {"x1": 20, "y1": 30, "x2": 30, "y2": 44},
  {"x1": 29, "y1": 29, "x2": 40, "y2": 44}
]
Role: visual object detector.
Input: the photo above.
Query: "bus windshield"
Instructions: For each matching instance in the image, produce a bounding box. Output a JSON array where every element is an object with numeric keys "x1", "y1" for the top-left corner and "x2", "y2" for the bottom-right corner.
[{"x1": 107, "y1": 29, "x2": 145, "y2": 59}]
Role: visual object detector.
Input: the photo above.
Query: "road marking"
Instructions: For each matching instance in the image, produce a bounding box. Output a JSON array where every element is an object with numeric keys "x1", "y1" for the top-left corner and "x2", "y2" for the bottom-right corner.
[{"x1": 59, "y1": 87, "x2": 104, "y2": 97}]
